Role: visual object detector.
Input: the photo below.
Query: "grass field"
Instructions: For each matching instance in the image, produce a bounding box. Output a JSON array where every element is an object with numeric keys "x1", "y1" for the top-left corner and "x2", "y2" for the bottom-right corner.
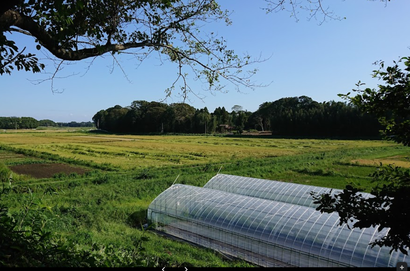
[
  {"x1": 0, "y1": 129, "x2": 406, "y2": 170},
  {"x1": 0, "y1": 128, "x2": 409, "y2": 267}
]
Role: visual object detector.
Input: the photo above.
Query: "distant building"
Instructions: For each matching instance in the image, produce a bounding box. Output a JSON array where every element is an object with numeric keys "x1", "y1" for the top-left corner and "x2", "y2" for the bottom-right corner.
[{"x1": 218, "y1": 124, "x2": 234, "y2": 133}]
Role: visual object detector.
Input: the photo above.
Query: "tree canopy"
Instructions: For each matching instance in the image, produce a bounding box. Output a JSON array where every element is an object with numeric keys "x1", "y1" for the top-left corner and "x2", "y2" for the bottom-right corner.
[
  {"x1": 341, "y1": 57, "x2": 410, "y2": 146},
  {"x1": 1, "y1": 1, "x2": 391, "y2": 99},
  {"x1": 90, "y1": 96, "x2": 382, "y2": 137},
  {"x1": 312, "y1": 56, "x2": 410, "y2": 255},
  {"x1": 0, "y1": 0, "x2": 266, "y2": 98}
]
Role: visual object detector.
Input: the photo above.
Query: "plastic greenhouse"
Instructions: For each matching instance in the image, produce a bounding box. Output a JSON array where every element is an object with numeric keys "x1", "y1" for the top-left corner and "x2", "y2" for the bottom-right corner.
[
  {"x1": 147, "y1": 174, "x2": 409, "y2": 267},
  {"x1": 204, "y1": 174, "x2": 374, "y2": 208}
]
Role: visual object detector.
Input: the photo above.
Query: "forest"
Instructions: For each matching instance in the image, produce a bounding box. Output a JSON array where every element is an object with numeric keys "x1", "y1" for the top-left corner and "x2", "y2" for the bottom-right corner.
[
  {"x1": 0, "y1": 117, "x2": 94, "y2": 129},
  {"x1": 92, "y1": 96, "x2": 382, "y2": 138},
  {"x1": 1, "y1": 95, "x2": 382, "y2": 138}
]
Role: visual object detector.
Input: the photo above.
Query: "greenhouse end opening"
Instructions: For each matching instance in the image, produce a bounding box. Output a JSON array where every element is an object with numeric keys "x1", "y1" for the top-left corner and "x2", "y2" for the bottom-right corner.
[{"x1": 147, "y1": 174, "x2": 409, "y2": 267}]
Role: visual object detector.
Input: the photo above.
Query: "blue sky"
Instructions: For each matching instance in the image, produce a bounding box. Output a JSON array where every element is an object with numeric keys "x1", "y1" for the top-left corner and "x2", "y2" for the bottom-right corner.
[{"x1": 2, "y1": 0, "x2": 410, "y2": 123}]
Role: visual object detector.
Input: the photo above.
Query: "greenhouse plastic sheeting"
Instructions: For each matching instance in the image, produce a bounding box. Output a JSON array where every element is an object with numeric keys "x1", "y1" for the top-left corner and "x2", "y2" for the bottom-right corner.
[
  {"x1": 147, "y1": 176, "x2": 408, "y2": 267},
  {"x1": 204, "y1": 174, "x2": 372, "y2": 208}
]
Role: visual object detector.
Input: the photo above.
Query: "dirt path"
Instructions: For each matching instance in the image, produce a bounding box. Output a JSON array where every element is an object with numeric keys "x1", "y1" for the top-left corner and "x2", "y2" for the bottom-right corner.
[{"x1": 9, "y1": 163, "x2": 89, "y2": 178}]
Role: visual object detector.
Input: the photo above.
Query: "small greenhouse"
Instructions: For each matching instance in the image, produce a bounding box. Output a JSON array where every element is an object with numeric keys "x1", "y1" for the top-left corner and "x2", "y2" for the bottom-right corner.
[{"x1": 147, "y1": 174, "x2": 409, "y2": 267}]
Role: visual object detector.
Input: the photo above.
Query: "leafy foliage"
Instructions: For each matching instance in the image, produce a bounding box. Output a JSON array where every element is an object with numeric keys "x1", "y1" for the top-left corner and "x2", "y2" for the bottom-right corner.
[
  {"x1": 312, "y1": 164, "x2": 410, "y2": 255},
  {"x1": 313, "y1": 56, "x2": 410, "y2": 255},
  {"x1": 1, "y1": 0, "x2": 261, "y2": 97},
  {"x1": 340, "y1": 56, "x2": 410, "y2": 146},
  {"x1": 0, "y1": 32, "x2": 45, "y2": 75}
]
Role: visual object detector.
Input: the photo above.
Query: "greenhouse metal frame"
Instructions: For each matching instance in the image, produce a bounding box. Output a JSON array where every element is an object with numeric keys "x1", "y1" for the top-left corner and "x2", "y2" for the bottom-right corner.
[{"x1": 147, "y1": 174, "x2": 408, "y2": 267}]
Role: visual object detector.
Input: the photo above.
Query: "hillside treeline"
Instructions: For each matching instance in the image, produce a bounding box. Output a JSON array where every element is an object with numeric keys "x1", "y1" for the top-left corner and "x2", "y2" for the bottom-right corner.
[
  {"x1": 0, "y1": 117, "x2": 94, "y2": 129},
  {"x1": 92, "y1": 96, "x2": 383, "y2": 137}
]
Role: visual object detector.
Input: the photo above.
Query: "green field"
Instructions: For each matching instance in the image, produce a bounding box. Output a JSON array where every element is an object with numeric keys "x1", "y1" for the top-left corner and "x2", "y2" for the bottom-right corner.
[{"x1": 0, "y1": 129, "x2": 409, "y2": 267}]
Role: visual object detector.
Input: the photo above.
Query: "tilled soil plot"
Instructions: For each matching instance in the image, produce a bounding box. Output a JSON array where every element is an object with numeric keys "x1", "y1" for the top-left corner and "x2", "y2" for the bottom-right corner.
[{"x1": 9, "y1": 163, "x2": 89, "y2": 179}]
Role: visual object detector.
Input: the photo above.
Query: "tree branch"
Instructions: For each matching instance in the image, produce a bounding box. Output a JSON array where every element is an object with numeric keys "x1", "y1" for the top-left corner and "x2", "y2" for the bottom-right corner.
[
  {"x1": 1, "y1": 1, "x2": 266, "y2": 98},
  {"x1": 0, "y1": 0, "x2": 21, "y2": 17},
  {"x1": 1, "y1": 9, "x2": 154, "y2": 61},
  {"x1": 264, "y1": 0, "x2": 343, "y2": 24}
]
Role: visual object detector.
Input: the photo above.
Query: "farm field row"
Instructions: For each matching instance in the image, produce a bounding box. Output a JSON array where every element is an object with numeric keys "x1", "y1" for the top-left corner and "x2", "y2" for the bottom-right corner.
[{"x1": 0, "y1": 131, "x2": 404, "y2": 171}]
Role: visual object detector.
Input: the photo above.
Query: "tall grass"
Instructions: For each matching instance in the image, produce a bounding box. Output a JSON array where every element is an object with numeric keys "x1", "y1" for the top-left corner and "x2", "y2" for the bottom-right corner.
[{"x1": 0, "y1": 162, "x2": 12, "y2": 183}]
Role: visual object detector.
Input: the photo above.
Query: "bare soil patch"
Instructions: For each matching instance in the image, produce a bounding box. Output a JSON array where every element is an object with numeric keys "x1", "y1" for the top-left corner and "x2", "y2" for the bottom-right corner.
[{"x1": 9, "y1": 163, "x2": 89, "y2": 179}]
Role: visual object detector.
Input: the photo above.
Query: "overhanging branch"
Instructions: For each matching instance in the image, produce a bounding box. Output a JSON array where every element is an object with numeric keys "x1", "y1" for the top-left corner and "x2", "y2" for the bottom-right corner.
[{"x1": 1, "y1": 9, "x2": 155, "y2": 61}]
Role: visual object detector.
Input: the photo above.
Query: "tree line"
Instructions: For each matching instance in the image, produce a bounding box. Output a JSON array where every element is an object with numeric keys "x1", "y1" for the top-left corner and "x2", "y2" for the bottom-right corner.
[
  {"x1": 0, "y1": 117, "x2": 94, "y2": 129},
  {"x1": 92, "y1": 101, "x2": 250, "y2": 134},
  {"x1": 92, "y1": 96, "x2": 382, "y2": 138},
  {"x1": 252, "y1": 96, "x2": 382, "y2": 137}
]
